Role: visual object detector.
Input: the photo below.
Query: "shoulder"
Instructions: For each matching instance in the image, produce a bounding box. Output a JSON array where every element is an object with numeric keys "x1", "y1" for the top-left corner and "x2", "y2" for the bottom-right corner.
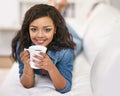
[
  {"x1": 47, "y1": 49, "x2": 74, "y2": 61},
  {"x1": 48, "y1": 48, "x2": 74, "y2": 56}
]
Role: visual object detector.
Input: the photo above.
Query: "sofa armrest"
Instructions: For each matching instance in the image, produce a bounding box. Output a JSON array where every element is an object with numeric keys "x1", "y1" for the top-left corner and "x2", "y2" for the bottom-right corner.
[{"x1": 90, "y1": 32, "x2": 120, "y2": 96}]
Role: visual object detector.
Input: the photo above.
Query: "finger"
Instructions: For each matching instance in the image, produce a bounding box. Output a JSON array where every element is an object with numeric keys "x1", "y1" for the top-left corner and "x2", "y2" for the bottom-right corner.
[
  {"x1": 34, "y1": 63, "x2": 43, "y2": 68},
  {"x1": 39, "y1": 52, "x2": 47, "y2": 58},
  {"x1": 20, "y1": 50, "x2": 30, "y2": 64},
  {"x1": 21, "y1": 54, "x2": 29, "y2": 62},
  {"x1": 32, "y1": 59, "x2": 41, "y2": 64},
  {"x1": 35, "y1": 62, "x2": 47, "y2": 70},
  {"x1": 20, "y1": 50, "x2": 29, "y2": 58},
  {"x1": 33, "y1": 59, "x2": 46, "y2": 66},
  {"x1": 33, "y1": 54, "x2": 47, "y2": 62},
  {"x1": 27, "y1": 59, "x2": 30, "y2": 64},
  {"x1": 34, "y1": 55, "x2": 43, "y2": 60}
]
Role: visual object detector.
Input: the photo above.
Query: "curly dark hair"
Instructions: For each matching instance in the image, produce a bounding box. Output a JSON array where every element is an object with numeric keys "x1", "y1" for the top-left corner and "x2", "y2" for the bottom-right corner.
[{"x1": 12, "y1": 4, "x2": 76, "y2": 61}]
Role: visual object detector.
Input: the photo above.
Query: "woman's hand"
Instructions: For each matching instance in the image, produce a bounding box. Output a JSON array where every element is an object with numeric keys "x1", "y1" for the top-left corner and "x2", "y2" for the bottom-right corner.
[
  {"x1": 20, "y1": 49, "x2": 30, "y2": 65},
  {"x1": 33, "y1": 52, "x2": 55, "y2": 72},
  {"x1": 20, "y1": 49, "x2": 34, "y2": 73}
]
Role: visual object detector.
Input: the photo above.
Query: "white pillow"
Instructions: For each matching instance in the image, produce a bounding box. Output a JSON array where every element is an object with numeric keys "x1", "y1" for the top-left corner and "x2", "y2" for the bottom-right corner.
[{"x1": 83, "y1": 3, "x2": 120, "y2": 65}]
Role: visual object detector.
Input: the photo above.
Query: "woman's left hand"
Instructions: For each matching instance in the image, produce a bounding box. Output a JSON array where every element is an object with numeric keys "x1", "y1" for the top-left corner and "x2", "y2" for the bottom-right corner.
[{"x1": 33, "y1": 52, "x2": 55, "y2": 72}]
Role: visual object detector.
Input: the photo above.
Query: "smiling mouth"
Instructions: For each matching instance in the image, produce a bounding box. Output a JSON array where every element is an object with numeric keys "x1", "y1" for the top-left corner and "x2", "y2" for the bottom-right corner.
[{"x1": 36, "y1": 40, "x2": 45, "y2": 45}]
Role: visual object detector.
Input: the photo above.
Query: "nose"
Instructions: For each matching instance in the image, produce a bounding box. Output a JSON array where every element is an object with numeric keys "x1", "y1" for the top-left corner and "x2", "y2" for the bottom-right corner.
[{"x1": 36, "y1": 30, "x2": 44, "y2": 37}]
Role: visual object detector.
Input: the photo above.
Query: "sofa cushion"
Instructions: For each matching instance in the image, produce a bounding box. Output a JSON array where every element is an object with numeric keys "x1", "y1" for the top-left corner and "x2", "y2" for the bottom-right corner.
[{"x1": 83, "y1": 3, "x2": 120, "y2": 65}]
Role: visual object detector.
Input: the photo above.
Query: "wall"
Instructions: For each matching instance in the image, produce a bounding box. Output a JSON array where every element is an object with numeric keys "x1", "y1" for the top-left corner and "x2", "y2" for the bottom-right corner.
[
  {"x1": 0, "y1": 0, "x2": 20, "y2": 67},
  {"x1": 0, "y1": 0, "x2": 19, "y2": 28}
]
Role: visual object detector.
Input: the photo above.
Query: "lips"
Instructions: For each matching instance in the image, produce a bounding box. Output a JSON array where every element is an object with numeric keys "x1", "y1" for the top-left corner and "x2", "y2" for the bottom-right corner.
[
  {"x1": 36, "y1": 40, "x2": 44, "y2": 44},
  {"x1": 35, "y1": 39, "x2": 46, "y2": 45}
]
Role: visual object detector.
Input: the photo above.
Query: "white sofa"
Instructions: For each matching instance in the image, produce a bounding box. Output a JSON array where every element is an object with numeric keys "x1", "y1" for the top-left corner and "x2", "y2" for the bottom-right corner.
[
  {"x1": 83, "y1": 3, "x2": 120, "y2": 96},
  {"x1": 1, "y1": 3, "x2": 120, "y2": 96}
]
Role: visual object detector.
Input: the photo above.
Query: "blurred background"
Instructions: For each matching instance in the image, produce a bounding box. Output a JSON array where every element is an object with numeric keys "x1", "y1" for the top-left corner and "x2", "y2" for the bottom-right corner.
[{"x1": 0, "y1": 0, "x2": 120, "y2": 85}]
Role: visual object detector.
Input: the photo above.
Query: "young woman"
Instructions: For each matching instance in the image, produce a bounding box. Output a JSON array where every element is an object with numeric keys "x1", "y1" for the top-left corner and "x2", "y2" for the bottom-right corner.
[{"x1": 12, "y1": 4, "x2": 76, "y2": 93}]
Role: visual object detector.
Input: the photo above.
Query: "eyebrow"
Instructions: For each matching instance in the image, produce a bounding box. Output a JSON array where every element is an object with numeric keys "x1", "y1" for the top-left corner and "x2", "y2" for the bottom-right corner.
[
  {"x1": 30, "y1": 25, "x2": 53, "y2": 28},
  {"x1": 29, "y1": 25, "x2": 37, "y2": 28},
  {"x1": 44, "y1": 26, "x2": 53, "y2": 28}
]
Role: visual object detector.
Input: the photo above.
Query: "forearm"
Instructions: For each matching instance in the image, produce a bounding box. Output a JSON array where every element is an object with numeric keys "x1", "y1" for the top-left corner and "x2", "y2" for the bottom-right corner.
[
  {"x1": 49, "y1": 66, "x2": 66, "y2": 91},
  {"x1": 20, "y1": 64, "x2": 35, "y2": 88},
  {"x1": 20, "y1": 73, "x2": 35, "y2": 88}
]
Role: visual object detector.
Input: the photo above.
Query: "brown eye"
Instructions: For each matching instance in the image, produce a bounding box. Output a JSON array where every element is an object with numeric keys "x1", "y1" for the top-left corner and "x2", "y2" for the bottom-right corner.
[
  {"x1": 44, "y1": 28, "x2": 52, "y2": 32},
  {"x1": 30, "y1": 28, "x2": 37, "y2": 32}
]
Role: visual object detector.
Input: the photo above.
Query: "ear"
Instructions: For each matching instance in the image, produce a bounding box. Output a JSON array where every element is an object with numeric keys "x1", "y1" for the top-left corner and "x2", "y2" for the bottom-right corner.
[
  {"x1": 54, "y1": 27, "x2": 56, "y2": 34},
  {"x1": 54, "y1": 31, "x2": 56, "y2": 35}
]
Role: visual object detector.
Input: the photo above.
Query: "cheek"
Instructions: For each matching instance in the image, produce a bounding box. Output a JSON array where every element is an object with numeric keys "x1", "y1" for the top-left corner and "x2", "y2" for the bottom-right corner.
[
  {"x1": 29, "y1": 32, "x2": 35, "y2": 40},
  {"x1": 46, "y1": 33, "x2": 54, "y2": 43},
  {"x1": 49, "y1": 33, "x2": 54, "y2": 40}
]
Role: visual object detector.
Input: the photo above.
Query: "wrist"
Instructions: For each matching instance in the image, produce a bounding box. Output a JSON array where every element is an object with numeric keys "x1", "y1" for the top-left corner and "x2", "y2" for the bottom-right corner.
[
  {"x1": 23, "y1": 72, "x2": 35, "y2": 78},
  {"x1": 49, "y1": 65, "x2": 57, "y2": 74},
  {"x1": 23, "y1": 67, "x2": 35, "y2": 77}
]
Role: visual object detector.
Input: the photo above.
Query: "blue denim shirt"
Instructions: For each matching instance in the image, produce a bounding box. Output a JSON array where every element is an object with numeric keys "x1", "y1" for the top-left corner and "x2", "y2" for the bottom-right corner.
[{"x1": 17, "y1": 48, "x2": 74, "y2": 93}]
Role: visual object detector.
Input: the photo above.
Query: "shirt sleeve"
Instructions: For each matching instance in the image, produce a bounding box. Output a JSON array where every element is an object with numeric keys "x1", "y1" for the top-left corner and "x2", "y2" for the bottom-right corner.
[
  {"x1": 17, "y1": 54, "x2": 24, "y2": 78},
  {"x1": 56, "y1": 49, "x2": 74, "y2": 93},
  {"x1": 66, "y1": 23, "x2": 83, "y2": 56},
  {"x1": 16, "y1": 42, "x2": 24, "y2": 78}
]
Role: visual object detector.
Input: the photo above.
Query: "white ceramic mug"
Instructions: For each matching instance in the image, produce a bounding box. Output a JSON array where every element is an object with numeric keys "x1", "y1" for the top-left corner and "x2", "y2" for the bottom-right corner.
[{"x1": 27, "y1": 45, "x2": 47, "y2": 69}]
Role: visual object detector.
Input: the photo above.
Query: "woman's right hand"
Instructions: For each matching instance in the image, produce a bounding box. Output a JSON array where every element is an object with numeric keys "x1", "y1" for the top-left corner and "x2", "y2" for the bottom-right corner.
[
  {"x1": 20, "y1": 49, "x2": 34, "y2": 75},
  {"x1": 20, "y1": 49, "x2": 30, "y2": 66}
]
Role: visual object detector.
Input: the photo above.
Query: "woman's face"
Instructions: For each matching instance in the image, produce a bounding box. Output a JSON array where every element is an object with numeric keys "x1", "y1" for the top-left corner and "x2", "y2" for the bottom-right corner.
[{"x1": 29, "y1": 16, "x2": 56, "y2": 47}]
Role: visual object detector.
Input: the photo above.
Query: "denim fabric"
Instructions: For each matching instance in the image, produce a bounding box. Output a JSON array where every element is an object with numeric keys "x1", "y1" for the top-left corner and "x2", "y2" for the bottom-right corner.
[
  {"x1": 66, "y1": 23, "x2": 83, "y2": 56},
  {"x1": 17, "y1": 48, "x2": 74, "y2": 93}
]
